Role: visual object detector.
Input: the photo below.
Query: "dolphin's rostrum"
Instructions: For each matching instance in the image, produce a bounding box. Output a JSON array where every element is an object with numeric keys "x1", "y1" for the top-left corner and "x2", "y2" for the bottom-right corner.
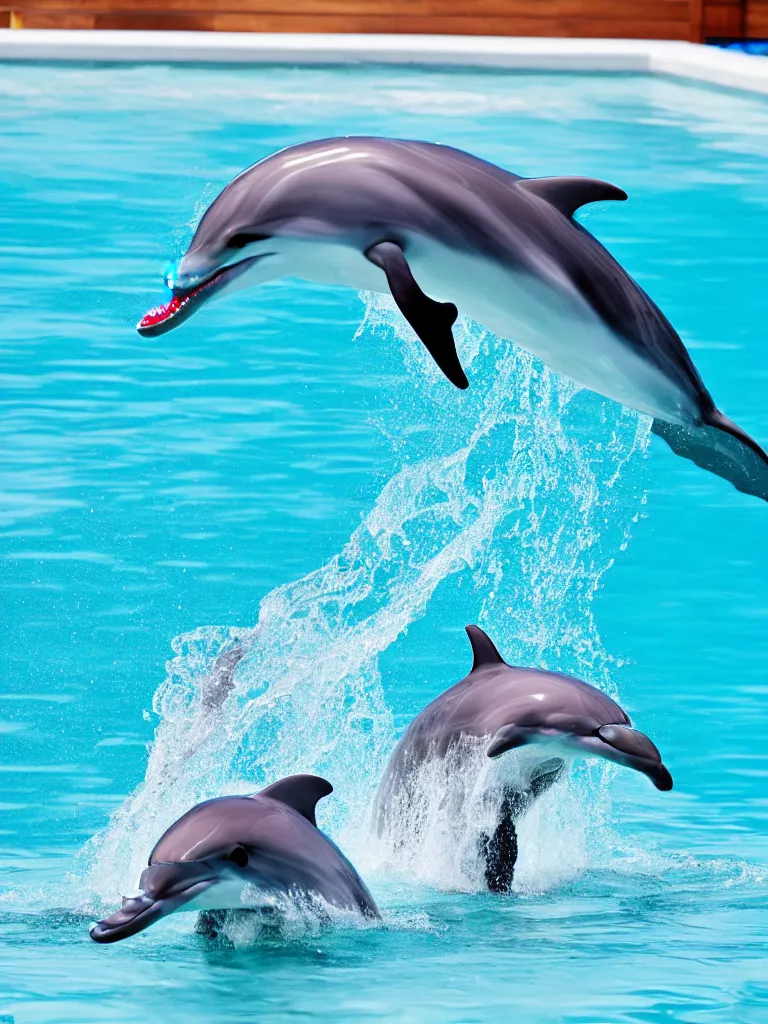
[
  {"x1": 375, "y1": 625, "x2": 672, "y2": 892},
  {"x1": 139, "y1": 137, "x2": 768, "y2": 501},
  {"x1": 90, "y1": 774, "x2": 379, "y2": 943}
]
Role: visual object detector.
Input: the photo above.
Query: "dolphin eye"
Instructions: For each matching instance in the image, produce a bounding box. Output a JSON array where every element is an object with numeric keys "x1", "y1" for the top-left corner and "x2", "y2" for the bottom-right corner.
[
  {"x1": 227, "y1": 232, "x2": 268, "y2": 250},
  {"x1": 229, "y1": 846, "x2": 249, "y2": 868}
]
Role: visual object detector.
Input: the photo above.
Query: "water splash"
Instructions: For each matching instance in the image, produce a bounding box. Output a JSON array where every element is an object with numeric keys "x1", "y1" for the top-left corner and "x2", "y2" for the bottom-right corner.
[
  {"x1": 75, "y1": 295, "x2": 651, "y2": 905},
  {"x1": 370, "y1": 734, "x2": 594, "y2": 895}
]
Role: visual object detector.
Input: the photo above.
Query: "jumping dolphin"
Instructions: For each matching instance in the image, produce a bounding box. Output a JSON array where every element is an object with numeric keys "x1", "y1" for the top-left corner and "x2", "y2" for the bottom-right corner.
[
  {"x1": 138, "y1": 137, "x2": 768, "y2": 501},
  {"x1": 89, "y1": 774, "x2": 379, "y2": 943},
  {"x1": 374, "y1": 625, "x2": 672, "y2": 892}
]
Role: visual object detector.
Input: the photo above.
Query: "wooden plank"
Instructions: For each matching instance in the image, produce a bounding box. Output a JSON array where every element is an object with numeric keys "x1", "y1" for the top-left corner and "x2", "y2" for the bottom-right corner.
[
  {"x1": 4, "y1": 0, "x2": 695, "y2": 38},
  {"x1": 8, "y1": 9, "x2": 96, "y2": 24},
  {"x1": 69, "y1": 11, "x2": 688, "y2": 35},
  {"x1": 689, "y1": 0, "x2": 704, "y2": 39},
  {"x1": 745, "y1": 0, "x2": 768, "y2": 35},
  {"x1": 702, "y1": 0, "x2": 745, "y2": 36},
  {"x1": 7, "y1": 0, "x2": 691, "y2": 19}
]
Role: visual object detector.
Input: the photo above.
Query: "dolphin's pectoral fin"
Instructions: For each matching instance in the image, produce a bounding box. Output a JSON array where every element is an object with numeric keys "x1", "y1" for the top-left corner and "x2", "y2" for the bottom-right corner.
[
  {"x1": 528, "y1": 757, "x2": 565, "y2": 799},
  {"x1": 517, "y1": 176, "x2": 627, "y2": 217},
  {"x1": 487, "y1": 718, "x2": 597, "y2": 758},
  {"x1": 258, "y1": 774, "x2": 333, "y2": 826},
  {"x1": 481, "y1": 789, "x2": 526, "y2": 892},
  {"x1": 652, "y1": 411, "x2": 768, "y2": 503},
  {"x1": 365, "y1": 240, "x2": 468, "y2": 390},
  {"x1": 486, "y1": 724, "x2": 529, "y2": 758}
]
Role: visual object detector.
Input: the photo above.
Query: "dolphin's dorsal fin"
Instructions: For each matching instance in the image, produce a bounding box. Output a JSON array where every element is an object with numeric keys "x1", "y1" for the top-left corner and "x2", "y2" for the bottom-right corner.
[
  {"x1": 258, "y1": 774, "x2": 333, "y2": 826},
  {"x1": 465, "y1": 624, "x2": 505, "y2": 673},
  {"x1": 517, "y1": 176, "x2": 627, "y2": 218}
]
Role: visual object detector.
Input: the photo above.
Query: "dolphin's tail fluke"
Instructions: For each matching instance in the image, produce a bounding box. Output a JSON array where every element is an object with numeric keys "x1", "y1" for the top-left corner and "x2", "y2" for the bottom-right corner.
[{"x1": 652, "y1": 409, "x2": 768, "y2": 503}]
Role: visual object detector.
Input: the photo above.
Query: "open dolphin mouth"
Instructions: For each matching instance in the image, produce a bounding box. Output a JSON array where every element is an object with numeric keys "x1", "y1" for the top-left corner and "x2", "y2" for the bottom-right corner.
[
  {"x1": 137, "y1": 255, "x2": 265, "y2": 338},
  {"x1": 89, "y1": 876, "x2": 215, "y2": 944}
]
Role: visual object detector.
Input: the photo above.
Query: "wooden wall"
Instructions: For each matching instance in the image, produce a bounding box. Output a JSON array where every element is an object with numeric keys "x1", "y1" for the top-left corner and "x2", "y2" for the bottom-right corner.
[
  {"x1": 748, "y1": 1, "x2": 768, "y2": 33},
  {"x1": 699, "y1": 0, "x2": 744, "y2": 36},
  {"x1": 0, "y1": 1, "x2": 692, "y2": 36},
  {"x1": 1, "y1": 0, "x2": 765, "y2": 40},
  {"x1": 744, "y1": 0, "x2": 768, "y2": 35},
  {"x1": 698, "y1": 0, "x2": 768, "y2": 38}
]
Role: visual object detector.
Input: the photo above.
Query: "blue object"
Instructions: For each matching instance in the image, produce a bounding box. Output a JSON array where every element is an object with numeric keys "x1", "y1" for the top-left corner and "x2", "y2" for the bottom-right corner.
[
  {"x1": 0, "y1": 62, "x2": 767, "y2": 1023},
  {"x1": 712, "y1": 39, "x2": 768, "y2": 55},
  {"x1": 162, "y1": 261, "x2": 180, "y2": 292}
]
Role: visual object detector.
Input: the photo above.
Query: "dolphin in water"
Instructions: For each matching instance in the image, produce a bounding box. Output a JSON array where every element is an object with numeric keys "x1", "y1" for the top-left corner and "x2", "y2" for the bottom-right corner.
[
  {"x1": 138, "y1": 137, "x2": 768, "y2": 502},
  {"x1": 90, "y1": 774, "x2": 379, "y2": 943},
  {"x1": 374, "y1": 625, "x2": 672, "y2": 892},
  {"x1": 201, "y1": 643, "x2": 245, "y2": 712}
]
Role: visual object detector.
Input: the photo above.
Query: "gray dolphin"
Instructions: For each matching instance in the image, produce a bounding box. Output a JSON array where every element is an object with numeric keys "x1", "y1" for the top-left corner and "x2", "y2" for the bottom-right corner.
[
  {"x1": 89, "y1": 774, "x2": 379, "y2": 943},
  {"x1": 138, "y1": 137, "x2": 767, "y2": 501},
  {"x1": 374, "y1": 625, "x2": 672, "y2": 891},
  {"x1": 201, "y1": 643, "x2": 245, "y2": 712}
]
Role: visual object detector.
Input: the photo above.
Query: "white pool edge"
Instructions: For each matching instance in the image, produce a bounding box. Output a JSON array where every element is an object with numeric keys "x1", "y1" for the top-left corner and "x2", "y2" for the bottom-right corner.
[{"x1": 1, "y1": 31, "x2": 768, "y2": 95}]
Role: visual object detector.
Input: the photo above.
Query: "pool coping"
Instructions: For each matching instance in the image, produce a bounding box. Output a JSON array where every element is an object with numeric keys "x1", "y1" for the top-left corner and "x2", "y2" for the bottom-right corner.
[{"x1": 1, "y1": 31, "x2": 768, "y2": 95}]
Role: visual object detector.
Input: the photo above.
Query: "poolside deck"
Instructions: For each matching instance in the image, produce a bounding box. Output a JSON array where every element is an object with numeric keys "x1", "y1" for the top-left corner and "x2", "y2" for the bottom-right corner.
[{"x1": 1, "y1": 0, "x2": 766, "y2": 44}]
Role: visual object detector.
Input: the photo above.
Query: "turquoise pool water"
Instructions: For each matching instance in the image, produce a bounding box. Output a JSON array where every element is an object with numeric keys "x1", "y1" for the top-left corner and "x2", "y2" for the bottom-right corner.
[{"x1": 1, "y1": 61, "x2": 767, "y2": 1023}]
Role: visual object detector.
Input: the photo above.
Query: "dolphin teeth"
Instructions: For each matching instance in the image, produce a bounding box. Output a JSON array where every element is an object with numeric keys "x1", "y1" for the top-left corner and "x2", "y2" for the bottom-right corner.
[
  {"x1": 138, "y1": 295, "x2": 187, "y2": 329},
  {"x1": 138, "y1": 272, "x2": 220, "y2": 331}
]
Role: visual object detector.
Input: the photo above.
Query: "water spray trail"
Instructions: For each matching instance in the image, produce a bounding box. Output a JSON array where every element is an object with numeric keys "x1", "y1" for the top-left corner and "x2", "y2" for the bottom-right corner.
[{"x1": 76, "y1": 295, "x2": 650, "y2": 902}]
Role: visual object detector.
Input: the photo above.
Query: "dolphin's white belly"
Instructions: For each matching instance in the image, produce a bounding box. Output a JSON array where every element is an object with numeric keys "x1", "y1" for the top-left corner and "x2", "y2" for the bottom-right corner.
[
  {"x1": 411, "y1": 245, "x2": 694, "y2": 423},
  {"x1": 184, "y1": 879, "x2": 273, "y2": 913},
  {"x1": 491, "y1": 733, "x2": 576, "y2": 786},
  {"x1": 272, "y1": 238, "x2": 694, "y2": 423}
]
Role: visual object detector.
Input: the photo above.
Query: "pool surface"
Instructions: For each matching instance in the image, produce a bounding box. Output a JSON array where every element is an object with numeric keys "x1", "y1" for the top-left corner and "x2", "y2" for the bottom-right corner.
[{"x1": 1, "y1": 62, "x2": 767, "y2": 1023}]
